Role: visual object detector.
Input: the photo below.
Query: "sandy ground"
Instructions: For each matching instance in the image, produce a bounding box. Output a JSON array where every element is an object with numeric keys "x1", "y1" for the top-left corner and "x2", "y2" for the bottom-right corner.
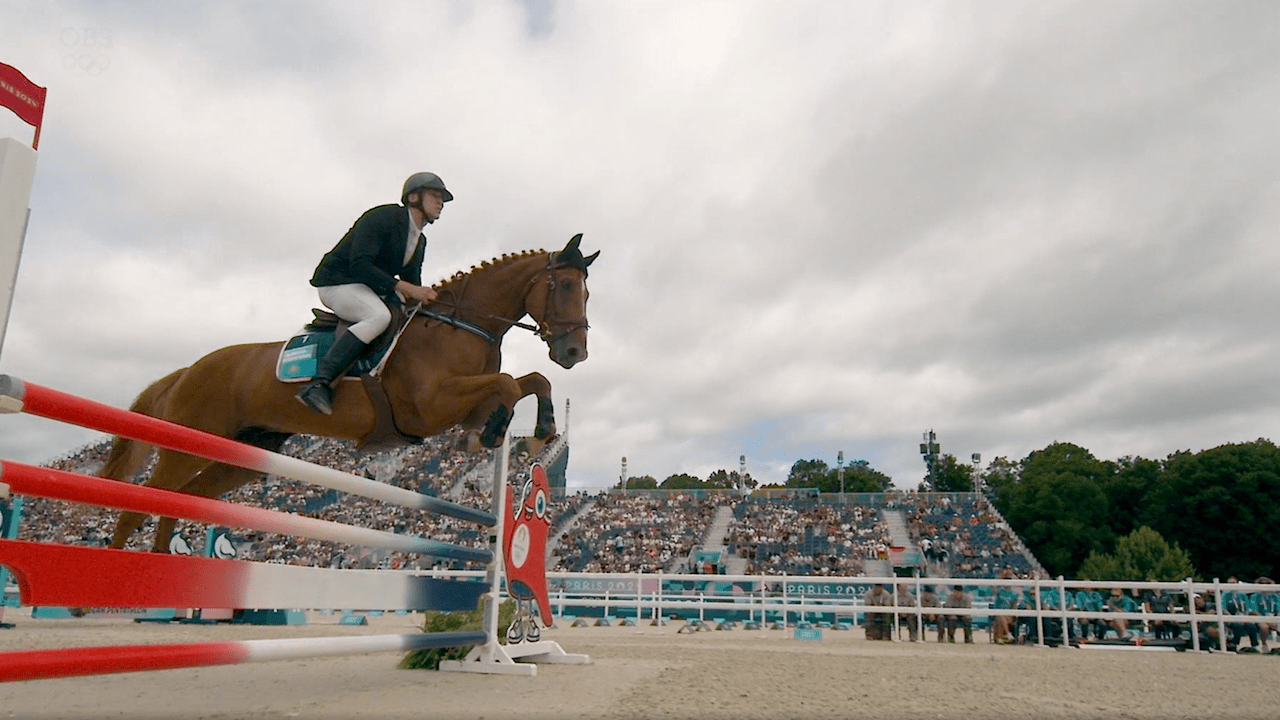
[{"x1": 0, "y1": 609, "x2": 1277, "y2": 720}]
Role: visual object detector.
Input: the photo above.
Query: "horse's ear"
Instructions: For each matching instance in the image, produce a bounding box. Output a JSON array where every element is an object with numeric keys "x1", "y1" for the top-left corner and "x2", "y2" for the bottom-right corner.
[
  {"x1": 563, "y1": 233, "x2": 583, "y2": 254},
  {"x1": 583, "y1": 250, "x2": 599, "y2": 268}
]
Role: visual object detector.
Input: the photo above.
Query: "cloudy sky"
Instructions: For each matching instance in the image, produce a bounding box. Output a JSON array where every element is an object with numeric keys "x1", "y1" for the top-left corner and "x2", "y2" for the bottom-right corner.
[{"x1": 1, "y1": 0, "x2": 1278, "y2": 491}]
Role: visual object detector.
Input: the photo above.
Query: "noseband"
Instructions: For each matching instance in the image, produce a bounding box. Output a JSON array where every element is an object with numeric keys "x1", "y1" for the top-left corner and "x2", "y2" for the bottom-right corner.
[{"x1": 513, "y1": 252, "x2": 590, "y2": 345}]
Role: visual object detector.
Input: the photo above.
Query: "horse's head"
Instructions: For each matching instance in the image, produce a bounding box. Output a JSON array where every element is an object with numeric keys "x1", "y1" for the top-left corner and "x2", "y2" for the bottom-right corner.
[{"x1": 528, "y1": 234, "x2": 598, "y2": 369}]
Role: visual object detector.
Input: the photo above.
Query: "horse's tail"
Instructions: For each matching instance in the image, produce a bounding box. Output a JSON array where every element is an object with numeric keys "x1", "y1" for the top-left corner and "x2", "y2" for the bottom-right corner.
[{"x1": 98, "y1": 368, "x2": 187, "y2": 482}]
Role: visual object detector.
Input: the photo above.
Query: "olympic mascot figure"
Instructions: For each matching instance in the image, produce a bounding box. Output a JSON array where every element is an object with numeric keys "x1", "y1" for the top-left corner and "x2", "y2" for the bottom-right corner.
[{"x1": 502, "y1": 464, "x2": 554, "y2": 643}]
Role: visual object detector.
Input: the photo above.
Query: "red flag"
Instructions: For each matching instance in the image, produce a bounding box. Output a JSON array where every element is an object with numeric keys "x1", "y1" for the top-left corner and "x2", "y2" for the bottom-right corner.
[{"x1": 0, "y1": 62, "x2": 47, "y2": 150}]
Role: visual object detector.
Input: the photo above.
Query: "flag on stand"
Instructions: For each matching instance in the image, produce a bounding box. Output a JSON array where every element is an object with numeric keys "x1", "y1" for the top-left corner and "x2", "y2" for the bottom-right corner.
[{"x1": 0, "y1": 62, "x2": 47, "y2": 149}]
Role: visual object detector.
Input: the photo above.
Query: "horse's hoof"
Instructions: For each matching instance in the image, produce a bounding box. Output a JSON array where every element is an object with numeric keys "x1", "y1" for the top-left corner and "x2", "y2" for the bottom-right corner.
[
  {"x1": 461, "y1": 430, "x2": 485, "y2": 453},
  {"x1": 480, "y1": 406, "x2": 509, "y2": 448},
  {"x1": 524, "y1": 436, "x2": 547, "y2": 457}
]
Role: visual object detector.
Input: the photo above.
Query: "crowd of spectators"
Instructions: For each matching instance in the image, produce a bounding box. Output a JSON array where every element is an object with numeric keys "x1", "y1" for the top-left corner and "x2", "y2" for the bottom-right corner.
[
  {"x1": 726, "y1": 499, "x2": 890, "y2": 576},
  {"x1": 552, "y1": 493, "x2": 724, "y2": 573},
  {"x1": 22, "y1": 439, "x2": 1039, "y2": 582},
  {"x1": 902, "y1": 493, "x2": 1036, "y2": 578}
]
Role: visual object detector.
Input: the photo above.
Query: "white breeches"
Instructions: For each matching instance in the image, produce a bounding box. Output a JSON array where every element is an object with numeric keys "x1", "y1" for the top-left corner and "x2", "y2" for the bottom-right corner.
[{"x1": 317, "y1": 284, "x2": 392, "y2": 343}]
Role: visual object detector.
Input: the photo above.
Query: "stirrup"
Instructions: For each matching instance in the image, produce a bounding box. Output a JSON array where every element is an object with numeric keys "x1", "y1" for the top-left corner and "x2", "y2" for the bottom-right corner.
[{"x1": 296, "y1": 381, "x2": 333, "y2": 415}]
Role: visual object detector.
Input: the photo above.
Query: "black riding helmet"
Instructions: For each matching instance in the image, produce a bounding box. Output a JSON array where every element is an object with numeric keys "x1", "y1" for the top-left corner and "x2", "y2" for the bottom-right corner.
[{"x1": 402, "y1": 172, "x2": 454, "y2": 204}]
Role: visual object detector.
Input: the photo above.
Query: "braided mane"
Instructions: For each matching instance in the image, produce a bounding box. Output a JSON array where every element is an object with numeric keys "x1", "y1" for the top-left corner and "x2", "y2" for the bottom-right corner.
[{"x1": 431, "y1": 249, "x2": 548, "y2": 290}]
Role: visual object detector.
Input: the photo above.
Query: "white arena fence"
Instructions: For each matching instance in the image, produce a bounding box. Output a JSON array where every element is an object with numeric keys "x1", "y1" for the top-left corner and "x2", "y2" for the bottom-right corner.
[{"x1": 399, "y1": 570, "x2": 1278, "y2": 653}]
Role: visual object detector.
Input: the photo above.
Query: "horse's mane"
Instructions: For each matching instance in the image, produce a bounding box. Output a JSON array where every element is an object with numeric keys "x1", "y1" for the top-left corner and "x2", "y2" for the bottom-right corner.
[{"x1": 432, "y1": 249, "x2": 548, "y2": 291}]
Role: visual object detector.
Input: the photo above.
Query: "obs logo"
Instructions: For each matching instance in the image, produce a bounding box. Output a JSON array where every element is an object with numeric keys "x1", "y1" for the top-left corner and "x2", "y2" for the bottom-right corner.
[{"x1": 60, "y1": 27, "x2": 112, "y2": 76}]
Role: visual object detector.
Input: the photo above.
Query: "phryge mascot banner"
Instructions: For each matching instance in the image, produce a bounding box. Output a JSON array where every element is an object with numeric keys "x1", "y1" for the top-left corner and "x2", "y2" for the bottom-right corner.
[{"x1": 502, "y1": 463, "x2": 553, "y2": 643}]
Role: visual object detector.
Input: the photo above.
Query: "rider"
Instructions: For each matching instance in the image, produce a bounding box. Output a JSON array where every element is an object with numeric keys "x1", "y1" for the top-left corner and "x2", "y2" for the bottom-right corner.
[{"x1": 295, "y1": 172, "x2": 451, "y2": 414}]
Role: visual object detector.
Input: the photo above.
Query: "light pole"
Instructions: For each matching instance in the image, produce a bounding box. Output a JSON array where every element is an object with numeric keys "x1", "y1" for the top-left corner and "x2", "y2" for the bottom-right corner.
[
  {"x1": 970, "y1": 453, "x2": 982, "y2": 494},
  {"x1": 838, "y1": 450, "x2": 845, "y2": 502},
  {"x1": 920, "y1": 430, "x2": 940, "y2": 489},
  {"x1": 621, "y1": 456, "x2": 627, "y2": 492}
]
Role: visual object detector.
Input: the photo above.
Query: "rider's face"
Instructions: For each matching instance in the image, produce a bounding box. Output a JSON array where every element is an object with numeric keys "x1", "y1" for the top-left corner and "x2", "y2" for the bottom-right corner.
[{"x1": 419, "y1": 189, "x2": 445, "y2": 223}]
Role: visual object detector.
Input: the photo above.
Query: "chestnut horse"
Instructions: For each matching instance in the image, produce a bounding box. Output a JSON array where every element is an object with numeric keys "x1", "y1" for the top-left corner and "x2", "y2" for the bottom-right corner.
[{"x1": 101, "y1": 235, "x2": 597, "y2": 552}]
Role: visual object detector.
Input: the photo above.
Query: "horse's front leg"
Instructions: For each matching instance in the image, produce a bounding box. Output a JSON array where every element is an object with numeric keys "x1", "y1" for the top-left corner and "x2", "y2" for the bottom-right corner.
[
  {"x1": 437, "y1": 373, "x2": 525, "y2": 448},
  {"x1": 513, "y1": 372, "x2": 555, "y2": 441}
]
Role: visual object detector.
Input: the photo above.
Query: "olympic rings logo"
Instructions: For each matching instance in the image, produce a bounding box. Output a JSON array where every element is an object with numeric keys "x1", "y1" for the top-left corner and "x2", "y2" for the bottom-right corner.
[{"x1": 60, "y1": 27, "x2": 113, "y2": 76}]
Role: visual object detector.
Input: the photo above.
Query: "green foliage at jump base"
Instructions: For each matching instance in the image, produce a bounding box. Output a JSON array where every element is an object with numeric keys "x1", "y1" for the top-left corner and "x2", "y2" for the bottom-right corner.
[{"x1": 399, "y1": 601, "x2": 516, "y2": 671}]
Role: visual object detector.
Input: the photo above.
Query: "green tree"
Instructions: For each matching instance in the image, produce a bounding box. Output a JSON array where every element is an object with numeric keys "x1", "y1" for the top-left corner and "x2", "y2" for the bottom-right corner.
[
  {"x1": 659, "y1": 473, "x2": 704, "y2": 490},
  {"x1": 979, "y1": 455, "x2": 1020, "y2": 501},
  {"x1": 841, "y1": 462, "x2": 893, "y2": 492},
  {"x1": 613, "y1": 475, "x2": 657, "y2": 490},
  {"x1": 1101, "y1": 456, "x2": 1162, "y2": 539},
  {"x1": 995, "y1": 443, "x2": 1116, "y2": 578},
  {"x1": 787, "y1": 459, "x2": 829, "y2": 488},
  {"x1": 706, "y1": 469, "x2": 757, "y2": 490},
  {"x1": 1144, "y1": 439, "x2": 1280, "y2": 580},
  {"x1": 1077, "y1": 526, "x2": 1195, "y2": 582},
  {"x1": 919, "y1": 454, "x2": 974, "y2": 492},
  {"x1": 786, "y1": 458, "x2": 891, "y2": 493}
]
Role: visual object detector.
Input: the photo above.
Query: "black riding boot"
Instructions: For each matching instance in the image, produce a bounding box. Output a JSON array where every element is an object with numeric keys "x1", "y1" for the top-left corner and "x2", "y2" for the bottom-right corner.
[{"x1": 295, "y1": 332, "x2": 369, "y2": 415}]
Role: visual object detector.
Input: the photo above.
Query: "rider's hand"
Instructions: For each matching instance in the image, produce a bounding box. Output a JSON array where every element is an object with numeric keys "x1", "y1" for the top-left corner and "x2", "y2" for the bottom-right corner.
[{"x1": 396, "y1": 281, "x2": 438, "y2": 304}]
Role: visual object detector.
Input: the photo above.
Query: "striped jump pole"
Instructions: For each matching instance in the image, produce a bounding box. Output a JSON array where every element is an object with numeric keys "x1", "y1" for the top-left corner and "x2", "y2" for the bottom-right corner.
[
  {"x1": 0, "y1": 631, "x2": 488, "y2": 683},
  {"x1": 0, "y1": 459, "x2": 491, "y2": 563},
  {"x1": 0, "y1": 539, "x2": 488, "y2": 612},
  {"x1": 0, "y1": 376, "x2": 516, "y2": 682},
  {"x1": 0, "y1": 374, "x2": 496, "y2": 527}
]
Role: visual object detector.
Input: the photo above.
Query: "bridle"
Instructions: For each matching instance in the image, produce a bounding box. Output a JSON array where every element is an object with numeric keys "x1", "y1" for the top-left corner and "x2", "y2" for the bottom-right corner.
[{"x1": 417, "y1": 252, "x2": 589, "y2": 346}]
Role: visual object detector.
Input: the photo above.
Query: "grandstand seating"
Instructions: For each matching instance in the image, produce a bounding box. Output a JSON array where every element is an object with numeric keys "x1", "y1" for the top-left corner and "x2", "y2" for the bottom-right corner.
[{"x1": 25, "y1": 438, "x2": 1040, "y2": 579}]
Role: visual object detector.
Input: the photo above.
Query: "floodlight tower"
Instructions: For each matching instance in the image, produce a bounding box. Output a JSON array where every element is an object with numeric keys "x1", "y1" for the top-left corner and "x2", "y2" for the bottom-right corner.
[
  {"x1": 838, "y1": 450, "x2": 845, "y2": 502},
  {"x1": 920, "y1": 430, "x2": 940, "y2": 489}
]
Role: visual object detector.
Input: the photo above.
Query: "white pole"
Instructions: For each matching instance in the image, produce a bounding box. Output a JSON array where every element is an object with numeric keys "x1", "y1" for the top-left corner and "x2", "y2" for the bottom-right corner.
[
  {"x1": 0, "y1": 137, "x2": 37, "y2": 364},
  {"x1": 1187, "y1": 578, "x2": 1200, "y2": 652},
  {"x1": 1213, "y1": 578, "x2": 1227, "y2": 653},
  {"x1": 1058, "y1": 576, "x2": 1070, "y2": 646},
  {"x1": 481, "y1": 435, "x2": 510, "y2": 643}
]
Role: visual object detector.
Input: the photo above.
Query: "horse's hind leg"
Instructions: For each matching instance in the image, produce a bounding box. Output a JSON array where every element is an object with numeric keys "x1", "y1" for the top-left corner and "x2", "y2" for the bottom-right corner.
[
  {"x1": 111, "y1": 510, "x2": 152, "y2": 549},
  {"x1": 111, "y1": 449, "x2": 214, "y2": 550},
  {"x1": 99, "y1": 437, "x2": 155, "y2": 483},
  {"x1": 150, "y1": 462, "x2": 269, "y2": 553}
]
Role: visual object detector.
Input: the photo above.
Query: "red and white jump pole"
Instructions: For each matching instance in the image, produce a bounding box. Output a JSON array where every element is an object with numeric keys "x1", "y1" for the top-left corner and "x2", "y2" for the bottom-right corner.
[
  {"x1": 0, "y1": 459, "x2": 491, "y2": 563},
  {"x1": 0, "y1": 374, "x2": 496, "y2": 527},
  {"x1": 0, "y1": 630, "x2": 488, "y2": 682},
  {"x1": 0, "y1": 375, "x2": 589, "y2": 681}
]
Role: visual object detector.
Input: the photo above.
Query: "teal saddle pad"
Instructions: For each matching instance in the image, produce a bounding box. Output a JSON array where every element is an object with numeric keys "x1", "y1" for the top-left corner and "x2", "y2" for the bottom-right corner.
[{"x1": 275, "y1": 329, "x2": 389, "y2": 383}]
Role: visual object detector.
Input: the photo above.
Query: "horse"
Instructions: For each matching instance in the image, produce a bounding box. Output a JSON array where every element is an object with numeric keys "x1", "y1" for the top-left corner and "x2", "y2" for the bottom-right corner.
[{"x1": 100, "y1": 234, "x2": 598, "y2": 552}]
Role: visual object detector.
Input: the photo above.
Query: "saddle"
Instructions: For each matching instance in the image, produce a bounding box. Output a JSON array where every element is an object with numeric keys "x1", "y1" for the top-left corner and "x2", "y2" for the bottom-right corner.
[{"x1": 276, "y1": 305, "x2": 422, "y2": 452}]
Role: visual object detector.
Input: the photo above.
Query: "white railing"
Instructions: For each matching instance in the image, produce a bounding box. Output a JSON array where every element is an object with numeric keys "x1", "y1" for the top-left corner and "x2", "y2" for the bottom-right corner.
[{"x1": 408, "y1": 570, "x2": 1277, "y2": 653}]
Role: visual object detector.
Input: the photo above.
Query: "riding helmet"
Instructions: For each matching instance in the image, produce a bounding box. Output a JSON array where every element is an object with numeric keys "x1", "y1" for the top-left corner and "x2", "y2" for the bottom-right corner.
[{"x1": 402, "y1": 172, "x2": 454, "y2": 204}]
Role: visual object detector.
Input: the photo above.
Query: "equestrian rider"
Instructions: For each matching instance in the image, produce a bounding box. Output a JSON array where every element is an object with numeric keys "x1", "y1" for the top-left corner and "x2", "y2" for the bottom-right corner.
[{"x1": 296, "y1": 172, "x2": 452, "y2": 414}]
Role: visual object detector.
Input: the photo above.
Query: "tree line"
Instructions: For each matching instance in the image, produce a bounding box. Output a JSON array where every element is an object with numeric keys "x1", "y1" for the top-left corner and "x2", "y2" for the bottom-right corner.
[
  {"x1": 613, "y1": 457, "x2": 894, "y2": 494},
  {"x1": 974, "y1": 439, "x2": 1280, "y2": 582}
]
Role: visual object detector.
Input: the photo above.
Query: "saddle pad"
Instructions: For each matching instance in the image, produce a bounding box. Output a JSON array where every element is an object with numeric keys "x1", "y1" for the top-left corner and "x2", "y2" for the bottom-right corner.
[{"x1": 275, "y1": 328, "x2": 387, "y2": 383}]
